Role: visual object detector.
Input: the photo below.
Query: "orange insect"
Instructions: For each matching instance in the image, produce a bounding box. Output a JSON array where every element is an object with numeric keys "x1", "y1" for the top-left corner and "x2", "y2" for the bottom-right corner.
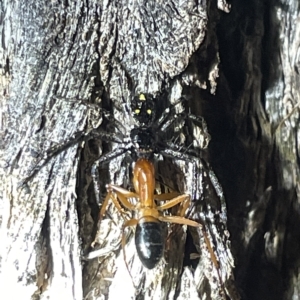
[{"x1": 93, "y1": 158, "x2": 219, "y2": 271}]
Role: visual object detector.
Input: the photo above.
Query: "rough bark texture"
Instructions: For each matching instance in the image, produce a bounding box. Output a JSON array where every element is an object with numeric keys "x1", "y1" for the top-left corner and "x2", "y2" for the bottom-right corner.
[
  {"x1": 212, "y1": 1, "x2": 300, "y2": 299},
  {"x1": 1, "y1": 0, "x2": 299, "y2": 300}
]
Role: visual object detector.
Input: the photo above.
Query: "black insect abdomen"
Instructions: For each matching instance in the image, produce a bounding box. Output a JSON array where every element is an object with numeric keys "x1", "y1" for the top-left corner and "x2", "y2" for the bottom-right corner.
[{"x1": 135, "y1": 222, "x2": 164, "y2": 269}]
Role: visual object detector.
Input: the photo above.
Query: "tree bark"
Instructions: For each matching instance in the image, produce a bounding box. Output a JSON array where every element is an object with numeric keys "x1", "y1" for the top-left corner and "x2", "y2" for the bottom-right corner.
[
  {"x1": 1, "y1": 0, "x2": 299, "y2": 300},
  {"x1": 211, "y1": 1, "x2": 300, "y2": 299}
]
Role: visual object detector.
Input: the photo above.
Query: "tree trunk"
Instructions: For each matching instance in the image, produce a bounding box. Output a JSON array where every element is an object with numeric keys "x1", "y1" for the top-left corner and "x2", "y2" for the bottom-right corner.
[
  {"x1": 212, "y1": 1, "x2": 300, "y2": 299},
  {"x1": 1, "y1": 0, "x2": 298, "y2": 300}
]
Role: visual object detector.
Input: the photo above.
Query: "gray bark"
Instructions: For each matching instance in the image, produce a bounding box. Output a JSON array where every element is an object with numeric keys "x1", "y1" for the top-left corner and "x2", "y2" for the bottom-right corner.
[
  {"x1": 2, "y1": 0, "x2": 299, "y2": 300},
  {"x1": 212, "y1": 1, "x2": 300, "y2": 300}
]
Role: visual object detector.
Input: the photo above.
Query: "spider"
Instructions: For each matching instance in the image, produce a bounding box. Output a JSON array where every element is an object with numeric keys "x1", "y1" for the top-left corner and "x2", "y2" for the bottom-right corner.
[{"x1": 88, "y1": 93, "x2": 210, "y2": 203}]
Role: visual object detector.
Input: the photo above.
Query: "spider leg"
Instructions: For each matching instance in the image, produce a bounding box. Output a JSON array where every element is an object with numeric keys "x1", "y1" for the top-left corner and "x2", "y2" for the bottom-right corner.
[
  {"x1": 91, "y1": 146, "x2": 130, "y2": 204},
  {"x1": 159, "y1": 146, "x2": 201, "y2": 199},
  {"x1": 160, "y1": 145, "x2": 226, "y2": 290},
  {"x1": 155, "y1": 98, "x2": 207, "y2": 134},
  {"x1": 19, "y1": 126, "x2": 126, "y2": 187},
  {"x1": 91, "y1": 164, "x2": 102, "y2": 206},
  {"x1": 19, "y1": 131, "x2": 86, "y2": 186},
  {"x1": 206, "y1": 166, "x2": 227, "y2": 222},
  {"x1": 154, "y1": 101, "x2": 180, "y2": 130},
  {"x1": 161, "y1": 142, "x2": 226, "y2": 215},
  {"x1": 55, "y1": 95, "x2": 127, "y2": 134}
]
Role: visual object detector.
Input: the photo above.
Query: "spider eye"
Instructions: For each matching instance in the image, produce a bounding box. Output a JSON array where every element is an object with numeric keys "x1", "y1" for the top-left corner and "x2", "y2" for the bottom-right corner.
[
  {"x1": 135, "y1": 108, "x2": 141, "y2": 115},
  {"x1": 139, "y1": 94, "x2": 146, "y2": 101},
  {"x1": 146, "y1": 109, "x2": 152, "y2": 115}
]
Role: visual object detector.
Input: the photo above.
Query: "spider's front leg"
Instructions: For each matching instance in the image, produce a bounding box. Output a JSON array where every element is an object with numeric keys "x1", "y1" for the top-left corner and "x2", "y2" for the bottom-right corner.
[
  {"x1": 156, "y1": 98, "x2": 209, "y2": 140},
  {"x1": 90, "y1": 147, "x2": 128, "y2": 205}
]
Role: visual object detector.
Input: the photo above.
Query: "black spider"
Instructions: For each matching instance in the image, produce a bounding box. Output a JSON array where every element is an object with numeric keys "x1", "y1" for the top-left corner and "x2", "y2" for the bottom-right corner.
[{"x1": 85, "y1": 93, "x2": 210, "y2": 199}]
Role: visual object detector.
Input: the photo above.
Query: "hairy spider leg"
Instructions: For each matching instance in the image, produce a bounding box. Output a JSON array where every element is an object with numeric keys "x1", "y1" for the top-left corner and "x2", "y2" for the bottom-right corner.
[
  {"x1": 90, "y1": 145, "x2": 131, "y2": 205},
  {"x1": 56, "y1": 96, "x2": 127, "y2": 134},
  {"x1": 18, "y1": 131, "x2": 85, "y2": 186},
  {"x1": 152, "y1": 105, "x2": 210, "y2": 200},
  {"x1": 20, "y1": 92, "x2": 128, "y2": 185},
  {"x1": 153, "y1": 97, "x2": 186, "y2": 128},
  {"x1": 158, "y1": 147, "x2": 200, "y2": 198},
  {"x1": 163, "y1": 144, "x2": 227, "y2": 218},
  {"x1": 20, "y1": 125, "x2": 126, "y2": 186},
  {"x1": 160, "y1": 111, "x2": 207, "y2": 134},
  {"x1": 154, "y1": 99, "x2": 208, "y2": 135},
  {"x1": 156, "y1": 146, "x2": 224, "y2": 270}
]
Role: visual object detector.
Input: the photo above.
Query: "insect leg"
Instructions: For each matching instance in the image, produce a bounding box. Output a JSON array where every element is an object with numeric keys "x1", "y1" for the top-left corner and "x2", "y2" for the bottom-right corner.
[
  {"x1": 201, "y1": 229, "x2": 220, "y2": 270},
  {"x1": 158, "y1": 215, "x2": 202, "y2": 228},
  {"x1": 122, "y1": 219, "x2": 139, "y2": 287},
  {"x1": 92, "y1": 188, "x2": 136, "y2": 247},
  {"x1": 176, "y1": 194, "x2": 192, "y2": 217},
  {"x1": 99, "y1": 192, "x2": 131, "y2": 221},
  {"x1": 91, "y1": 191, "x2": 115, "y2": 247},
  {"x1": 159, "y1": 215, "x2": 219, "y2": 270},
  {"x1": 106, "y1": 184, "x2": 138, "y2": 211},
  {"x1": 154, "y1": 192, "x2": 181, "y2": 201},
  {"x1": 157, "y1": 194, "x2": 190, "y2": 211}
]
